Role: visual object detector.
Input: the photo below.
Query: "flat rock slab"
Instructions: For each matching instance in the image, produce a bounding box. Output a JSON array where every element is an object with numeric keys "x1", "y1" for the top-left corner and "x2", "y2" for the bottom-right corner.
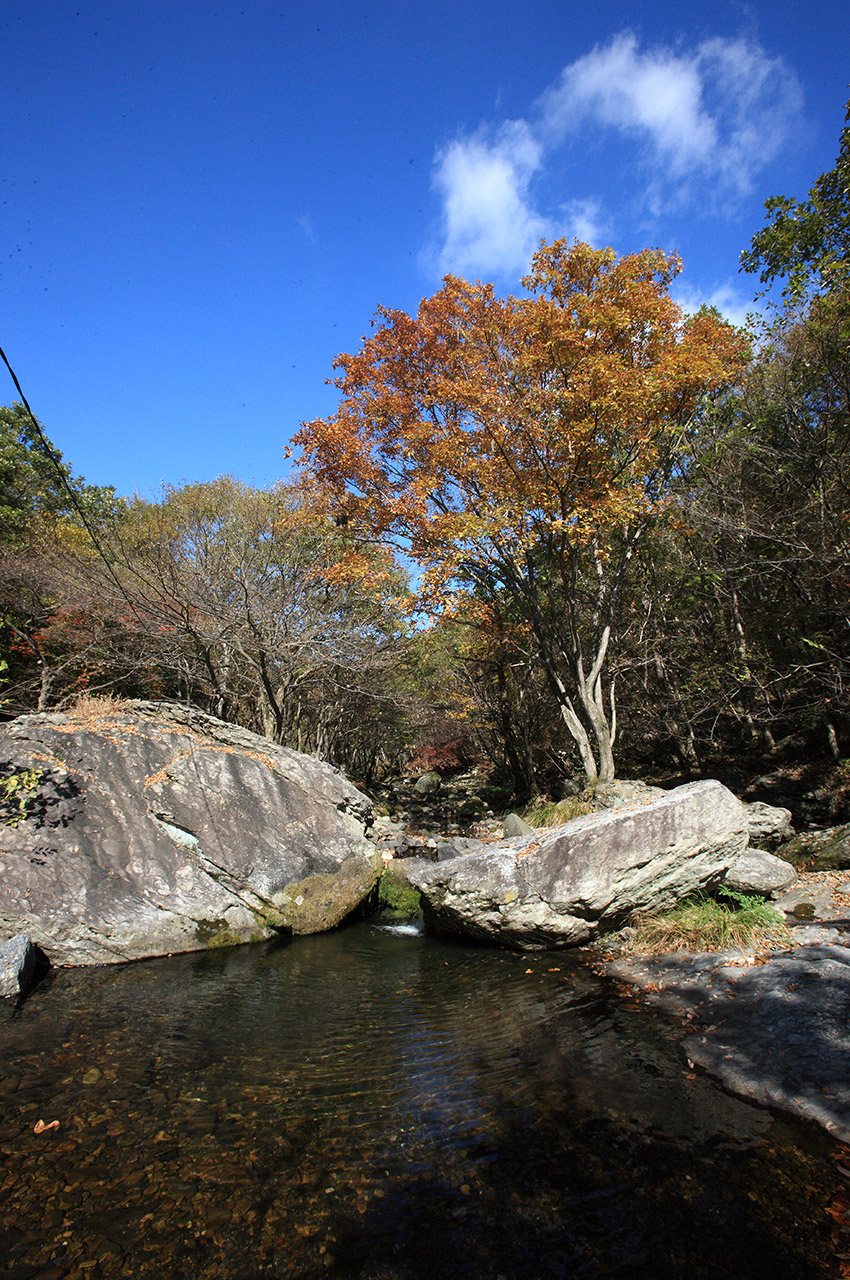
[{"x1": 605, "y1": 943, "x2": 850, "y2": 1142}]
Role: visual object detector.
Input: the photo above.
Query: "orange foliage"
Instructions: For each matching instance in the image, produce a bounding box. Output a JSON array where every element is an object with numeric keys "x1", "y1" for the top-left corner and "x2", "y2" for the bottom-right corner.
[{"x1": 295, "y1": 239, "x2": 746, "y2": 611}]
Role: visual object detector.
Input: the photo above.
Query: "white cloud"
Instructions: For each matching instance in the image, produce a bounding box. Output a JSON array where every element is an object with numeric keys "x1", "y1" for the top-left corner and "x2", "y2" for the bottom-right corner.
[
  {"x1": 538, "y1": 33, "x2": 717, "y2": 176},
  {"x1": 673, "y1": 281, "x2": 758, "y2": 330},
  {"x1": 540, "y1": 32, "x2": 803, "y2": 194},
  {"x1": 432, "y1": 121, "x2": 552, "y2": 278},
  {"x1": 562, "y1": 197, "x2": 606, "y2": 247},
  {"x1": 429, "y1": 31, "x2": 803, "y2": 280}
]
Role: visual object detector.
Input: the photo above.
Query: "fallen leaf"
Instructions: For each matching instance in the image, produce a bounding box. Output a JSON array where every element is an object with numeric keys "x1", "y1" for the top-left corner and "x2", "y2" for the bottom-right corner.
[{"x1": 33, "y1": 1119, "x2": 60, "y2": 1134}]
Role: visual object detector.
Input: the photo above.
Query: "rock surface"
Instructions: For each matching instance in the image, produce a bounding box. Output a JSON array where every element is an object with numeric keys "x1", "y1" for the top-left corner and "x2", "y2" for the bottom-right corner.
[
  {"x1": 723, "y1": 850, "x2": 797, "y2": 897},
  {"x1": 742, "y1": 800, "x2": 794, "y2": 849},
  {"x1": 0, "y1": 701, "x2": 377, "y2": 966},
  {"x1": 775, "y1": 883, "x2": 838, "y2": 920},
  {"x1": 502, "y1": 812, "x2": 534, "y2": 838},
  {"x1": 593, "y1": 779, "x2": 666, "y2": 809},
  {"x1": 780, "y1": 825, "x2": 850, "y2": 872},
  {"x1": 605, "y1": 943, "x2": 850, "y2": 1143},
  {"x1": 409, "y1": 780, "x2": 748, "y2": 950},
  {"x1": 0, "y1": 934, "x2": 37, "y2": 998}
]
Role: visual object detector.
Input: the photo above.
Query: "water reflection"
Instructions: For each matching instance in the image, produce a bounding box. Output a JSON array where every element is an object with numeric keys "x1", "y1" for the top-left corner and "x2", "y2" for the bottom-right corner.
[{"x1": 0, "y1": 922, "x2": 843, "y2": 1279}]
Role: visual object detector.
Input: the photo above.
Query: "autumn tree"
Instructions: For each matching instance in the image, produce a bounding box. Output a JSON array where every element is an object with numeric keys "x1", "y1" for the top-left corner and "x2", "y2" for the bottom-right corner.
[
  {"x1": 86, "y1": 478, "x2": 415, "y2": 762},
  {"x1": 296, "y1": 240, "x2": 745, "y2": 784}
]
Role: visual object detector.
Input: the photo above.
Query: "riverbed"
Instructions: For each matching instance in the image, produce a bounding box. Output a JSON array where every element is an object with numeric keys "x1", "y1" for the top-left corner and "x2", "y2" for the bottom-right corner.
[{"x1": 0, "y1": 921, "x2": 845, "y2": 1279}]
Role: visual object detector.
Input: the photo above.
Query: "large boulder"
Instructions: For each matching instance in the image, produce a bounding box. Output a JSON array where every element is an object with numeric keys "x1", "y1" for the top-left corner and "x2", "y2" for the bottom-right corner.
[
  {"x1": 409, "y1": 780, "x2": 748, "y2": 950},
  {"x1": 0, "y1": 701, "x2": 377, "y2": 966}
]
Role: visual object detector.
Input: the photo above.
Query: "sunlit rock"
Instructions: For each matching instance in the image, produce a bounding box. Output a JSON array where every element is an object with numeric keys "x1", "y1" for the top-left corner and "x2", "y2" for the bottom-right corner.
[
  {"x1": 0, "y1": 701, "x2": 377, "y2": 966},
  {"x1": 409, "y1": 780, "x2": 748, "y2": 950}
]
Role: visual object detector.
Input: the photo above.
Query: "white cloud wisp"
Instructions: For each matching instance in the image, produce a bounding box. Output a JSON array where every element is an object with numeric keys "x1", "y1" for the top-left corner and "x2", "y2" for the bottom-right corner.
[{"x1": 431, "y1": 31, "x2": 803, "y2": 279}]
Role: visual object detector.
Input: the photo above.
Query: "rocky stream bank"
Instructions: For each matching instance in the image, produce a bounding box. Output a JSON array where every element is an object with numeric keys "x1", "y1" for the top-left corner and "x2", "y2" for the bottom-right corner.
[
  {"x1": 369, "y1": 772, "x2": 850, "y2": 1147},
  {"x1": 4, "y1": 706, "x2": 850, "y2": 1152}
]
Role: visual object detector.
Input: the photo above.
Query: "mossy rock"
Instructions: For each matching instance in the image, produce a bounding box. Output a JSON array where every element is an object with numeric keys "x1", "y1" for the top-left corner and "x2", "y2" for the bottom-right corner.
[
  {"x1": 378, "y1": 868, "x2": 422, "y2": 919},
  {"x1": 274, "y1": 856, "x2": 381, "y2": 933},
  {"x1": 808, "y1": 825, "x2": 850, "y2": 871},
  {"x1": 782, "y1": 823, "x2": 850, "y2": 871},
  {"x1": 792, "y1": 901, "x2": 816, "y2": 919},
  {"x1": 195, "y1": 920, "x2": 246, "y2": 949}
]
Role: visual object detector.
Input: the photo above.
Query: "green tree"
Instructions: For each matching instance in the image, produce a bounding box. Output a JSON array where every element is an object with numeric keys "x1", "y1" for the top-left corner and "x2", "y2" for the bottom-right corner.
[
  {"x1": 741, "y1": 96, "x2": 850, "y2": 300},
  {"x1": 0, "y1": 403, "x2": 117, "y2": 547},
  {"x1": 0, "y1": 404, "x2": 122, "y2": 713}
]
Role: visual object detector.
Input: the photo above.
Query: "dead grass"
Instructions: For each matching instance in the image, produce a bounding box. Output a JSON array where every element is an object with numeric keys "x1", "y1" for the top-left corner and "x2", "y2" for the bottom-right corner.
[
  {"x1": 521, "y1": 796, "x2": 595, "y2": 828},
  {"x1": 629, "y1": 890, "x2": 792, "y2": 955},
  {"x1": 66, "y1": 692, "x2": 133, "y2": 726}
]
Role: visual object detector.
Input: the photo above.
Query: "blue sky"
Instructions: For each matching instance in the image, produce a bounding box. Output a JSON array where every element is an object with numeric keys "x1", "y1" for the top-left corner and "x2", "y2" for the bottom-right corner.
[{"x1": 2, "y1": 1, "x2": 849, "y2": 497}]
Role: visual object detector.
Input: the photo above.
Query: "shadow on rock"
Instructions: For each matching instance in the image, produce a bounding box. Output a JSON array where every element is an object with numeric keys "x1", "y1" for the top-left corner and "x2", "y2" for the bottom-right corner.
[{"x1": 607, "y1": 943, "x2": 850, "y2": 1142}]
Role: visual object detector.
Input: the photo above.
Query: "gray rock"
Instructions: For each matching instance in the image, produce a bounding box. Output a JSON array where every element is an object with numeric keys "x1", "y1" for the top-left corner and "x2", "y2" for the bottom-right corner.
[
  {"x1": 607, "y1": 943, "x2": 850, "y2": 1144},
  {"x1": 723, "y1": 850, "x2": 797, "y2": 897},
  {"x1": 502, "y1": 812, "x2": 535, "y2": 838},
  {"x1": 0, "y1": 702, "x2": 378, "y2": 967},
  {"x1": 774, "y1": 884, "x2": 836, "y2": 920},
  {"x1": 742, "y1": 800, "x2": 794, "y2": 850},
  {"x1": 593, "y1": 779, "x2": 666, "y2": 809},
  {"x1": 807, "y1": 823, "x2": 850, "y2": 871},
  {"x1": 0, "y1": 934, "x2": 36, "y2": 998},
  {"x1": 436, "y1": 836, "x2": 485, "y2": 861},
  {"x1": 781, "y1": 823, "x2": 850, "y2": 871},
  {"x1": 410, "y1": 780, "x2": 747, "y2": 950},
  {"x1": 413, "y1": 772, "x2": 441, "y2": 796},
  {"x1": 789, "y1": 923, "x2": 850, "y2": 945}
]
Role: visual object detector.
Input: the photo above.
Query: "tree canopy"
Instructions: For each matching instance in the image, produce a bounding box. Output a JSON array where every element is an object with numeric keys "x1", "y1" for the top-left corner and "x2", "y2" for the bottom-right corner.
[
  {"x1": 0, "y1": 402, "x2": 117, "y2": 547},
  {"x1": 296, "y1": 239, "x2": 746, "y2": 782}
]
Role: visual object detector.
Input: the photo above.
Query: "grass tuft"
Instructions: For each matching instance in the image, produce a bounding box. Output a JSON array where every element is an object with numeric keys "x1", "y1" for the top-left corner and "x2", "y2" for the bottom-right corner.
[
  {"x1": 521, "y1": 795, "x2": 595, "y2": 828},
  {"x1": 629, "y1": 888, "x2": 791, "y2": 955}
]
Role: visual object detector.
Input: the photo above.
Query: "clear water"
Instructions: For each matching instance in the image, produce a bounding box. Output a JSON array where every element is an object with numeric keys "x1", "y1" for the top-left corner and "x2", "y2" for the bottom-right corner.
[{"x1": 0, "y1": 921, "x2": 844, "y2": 1279}]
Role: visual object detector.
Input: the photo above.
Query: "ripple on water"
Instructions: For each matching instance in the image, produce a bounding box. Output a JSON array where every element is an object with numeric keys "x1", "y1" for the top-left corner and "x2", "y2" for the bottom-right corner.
[{"x1": 0, "y1": 920, "x2": 845, "y2": 1279}]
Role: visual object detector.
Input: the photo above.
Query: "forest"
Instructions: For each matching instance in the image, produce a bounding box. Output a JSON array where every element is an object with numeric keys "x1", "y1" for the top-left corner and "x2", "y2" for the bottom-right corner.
[{"x1": 2, "y1": 104, "x2": 848, "y2": 800}]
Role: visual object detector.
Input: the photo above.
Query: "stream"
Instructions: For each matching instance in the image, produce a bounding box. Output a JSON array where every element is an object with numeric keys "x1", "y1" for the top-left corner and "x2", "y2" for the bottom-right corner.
[{"x1": 0, "y1": 919, "x2": 845, "y2": 1279}]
